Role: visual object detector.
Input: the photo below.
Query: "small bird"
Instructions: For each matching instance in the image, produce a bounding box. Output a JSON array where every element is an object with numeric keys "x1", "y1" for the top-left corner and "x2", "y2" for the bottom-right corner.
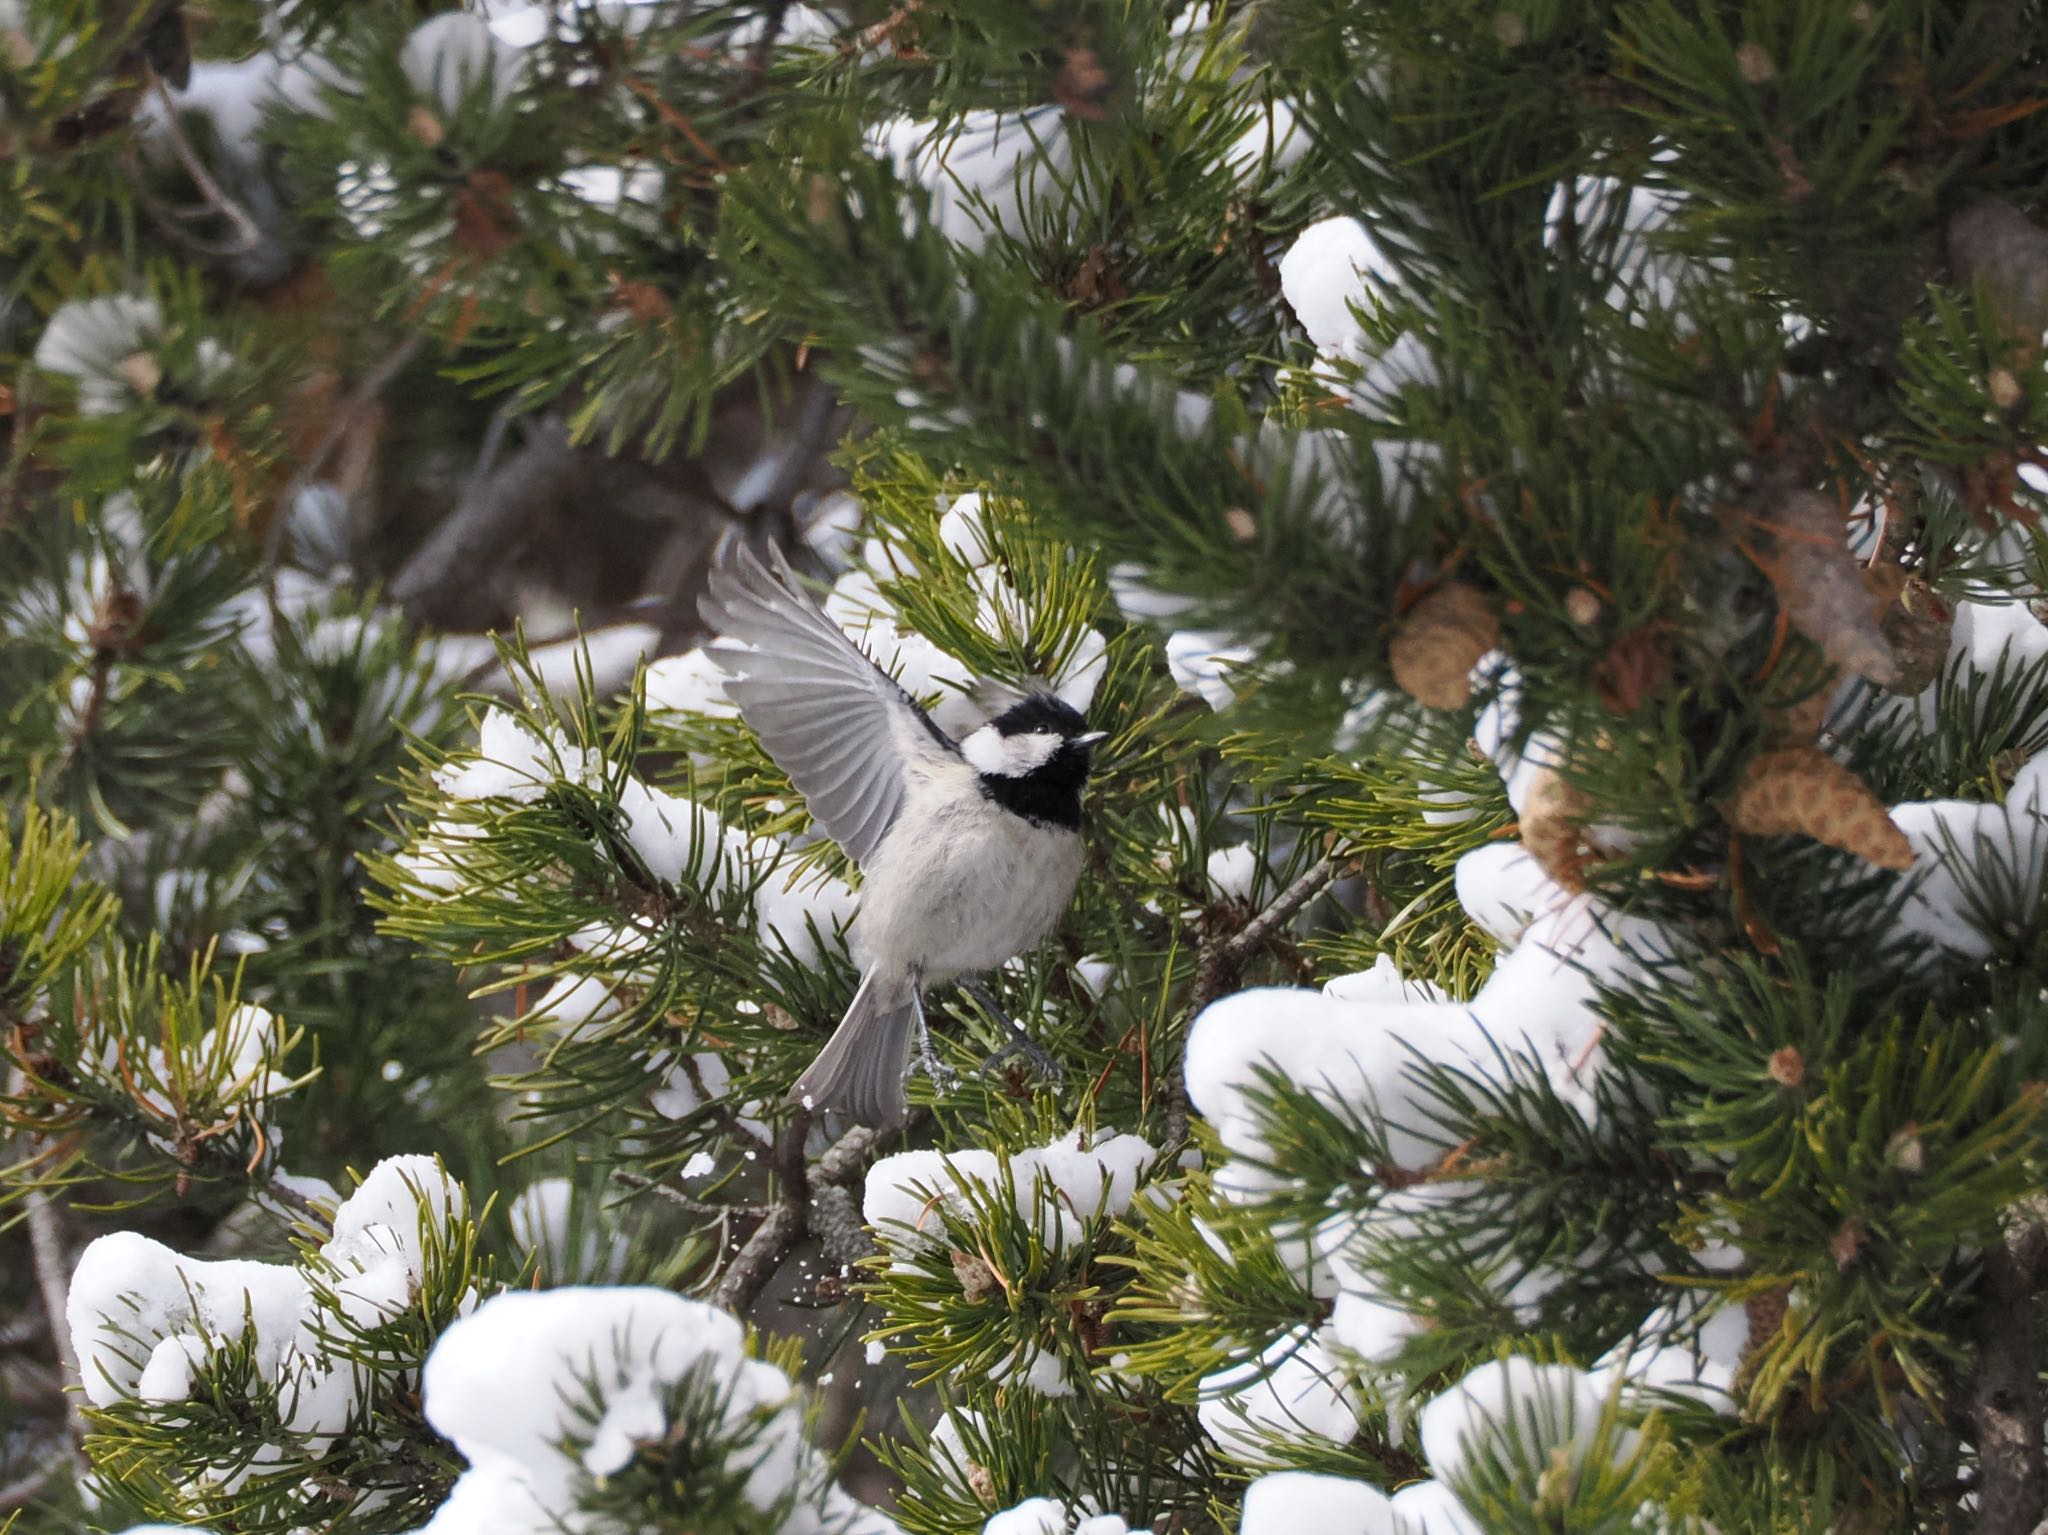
[{"x1": 700, "y1": 540, "x2": 1103, "y2": 1128}]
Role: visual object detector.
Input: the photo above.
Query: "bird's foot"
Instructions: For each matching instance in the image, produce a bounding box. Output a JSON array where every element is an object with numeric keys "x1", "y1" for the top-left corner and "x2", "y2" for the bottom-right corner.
[
  {"x1": 977, "y1": 1032, "x2": 1064, "y2": 1084},
  {"x1": 905, "y1": 992, "x2": 959, "y2": 1091},
  {"x1": 962, "y1": 976, "x2": 1063, "y2": 1086}
]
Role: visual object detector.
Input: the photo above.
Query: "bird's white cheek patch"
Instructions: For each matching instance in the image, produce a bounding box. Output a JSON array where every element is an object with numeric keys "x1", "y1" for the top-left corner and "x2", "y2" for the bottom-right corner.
[{"x1": 962, "y1": 726, "x2": 1062, "y2": 777}]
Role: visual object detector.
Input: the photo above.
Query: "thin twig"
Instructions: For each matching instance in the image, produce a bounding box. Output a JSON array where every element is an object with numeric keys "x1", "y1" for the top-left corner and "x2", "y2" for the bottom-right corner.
[
  {"x1": 26, "y1": 1191, "x2": 87, "y2": 1455},
  {"x1": 611, "y1": 1168, "x2": 768, "y2": 1221},
  {"x1": 149, "y1": 78, "x2": 264, "y2": 254},
  {"x1": 261, "y1": 1176, "x2": 325, "y2": 1222},
  {"x1": 1218, "y1": 853, "x2": 1342, "y2": 970}
]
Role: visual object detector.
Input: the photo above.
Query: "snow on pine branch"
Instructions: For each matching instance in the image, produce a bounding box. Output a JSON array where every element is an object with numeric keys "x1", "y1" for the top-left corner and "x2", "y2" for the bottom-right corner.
[
  {"x1": 69, "y1": 1159, "x2": 899, "y2": 1533},
  {"x1": 417, "y1": 1286, "x2": 899, "y2": 1535}
]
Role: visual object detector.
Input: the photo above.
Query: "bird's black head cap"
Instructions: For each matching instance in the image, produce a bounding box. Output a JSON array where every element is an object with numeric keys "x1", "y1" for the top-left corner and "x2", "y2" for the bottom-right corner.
[{"x1": 972, "y1": 690, "x2": 1103, "y2": 830}]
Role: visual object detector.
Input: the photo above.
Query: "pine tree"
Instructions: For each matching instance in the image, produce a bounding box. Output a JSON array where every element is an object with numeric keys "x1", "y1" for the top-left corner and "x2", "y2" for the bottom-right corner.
[{"x1": 6, "y1": 1, "x2": 2048, "y2": 1533}]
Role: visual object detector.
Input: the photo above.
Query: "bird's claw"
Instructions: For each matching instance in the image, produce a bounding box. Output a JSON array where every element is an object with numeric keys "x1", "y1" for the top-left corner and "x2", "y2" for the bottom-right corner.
[
  {"x1": 906, "y1": 1035, "x2": 960, "y2": 1092},
  {"x1": 978, "y1": 1034, "x2": 1064, "y2": 1085}
]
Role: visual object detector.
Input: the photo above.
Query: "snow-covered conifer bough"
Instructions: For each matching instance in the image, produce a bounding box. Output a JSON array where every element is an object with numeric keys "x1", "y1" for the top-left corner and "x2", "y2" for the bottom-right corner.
[{"x1": 699, "y1": 538, "x2": 1106, "y2": 1127}]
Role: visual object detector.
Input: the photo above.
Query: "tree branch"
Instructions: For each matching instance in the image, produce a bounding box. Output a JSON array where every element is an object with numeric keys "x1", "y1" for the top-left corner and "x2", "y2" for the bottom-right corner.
[
  {"x1": 711, "y1": 1111, "x2": 814, "y2": 1313},
  {"x1": 26, "y1": 1190, "x2": 87, "y2": 1459},
  {"x1": 1218, "y1": 852, "x2": 1343, "y2": 971},
  {"x1": 1973, "y1": 1201, "x2": 2048, "y2": 1535},
  {"x1": 0, "y1": 1455, "x2": 63, "y2": 1513},
  {"x1": 711, "y1": 1201, "x2": 805, "y2": 1313},
  {"x1": 612, "y1": 1169, "x2": 766, "y2": 1220},
  {"x1": 389, "y1": 416, "x2": 581, "y2": 623}
]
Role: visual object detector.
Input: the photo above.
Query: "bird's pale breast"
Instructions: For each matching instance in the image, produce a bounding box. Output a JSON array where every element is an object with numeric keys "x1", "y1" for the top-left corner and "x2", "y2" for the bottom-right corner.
[{"x1": 852, "y1": 763, "x2": 1083, "y2": 981}]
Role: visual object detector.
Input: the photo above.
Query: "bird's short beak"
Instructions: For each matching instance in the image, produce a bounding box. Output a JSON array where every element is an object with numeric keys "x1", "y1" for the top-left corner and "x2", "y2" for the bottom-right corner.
[{"x1": 1075, "y1": 730, "x2": 1109, "y2": 747}]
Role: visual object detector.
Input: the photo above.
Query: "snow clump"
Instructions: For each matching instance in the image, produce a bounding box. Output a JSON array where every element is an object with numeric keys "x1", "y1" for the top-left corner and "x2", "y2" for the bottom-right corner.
[
  {"x1": 67, "y1": 1155, "x2": 466, "y2": 1461},
  {"x1": 416, "y1": 1286, "x2": 900, "y2": 1534}
]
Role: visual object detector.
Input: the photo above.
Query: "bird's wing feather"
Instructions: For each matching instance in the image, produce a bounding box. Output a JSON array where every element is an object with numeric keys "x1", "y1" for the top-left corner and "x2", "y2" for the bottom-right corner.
[{"x1": 699, "y1": 541, "x2": 959, "y2": 868}]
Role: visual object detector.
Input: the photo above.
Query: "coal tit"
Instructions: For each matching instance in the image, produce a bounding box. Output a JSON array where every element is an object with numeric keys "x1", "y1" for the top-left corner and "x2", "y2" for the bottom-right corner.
[{"x1": 701, "y1": 541, "x2": 1103, "y2": 1127}]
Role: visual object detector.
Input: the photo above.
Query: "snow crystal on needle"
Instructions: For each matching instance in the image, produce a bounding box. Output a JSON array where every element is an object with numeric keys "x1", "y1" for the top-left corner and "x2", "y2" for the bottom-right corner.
[
  {"x1": 983, "y1": 1500, "x2": 1070, "y2": 1535},
  {"x1": 435, "y1": 708, "x2": 584, "y2": 801},
  {"x1": 616, "y1": 777, "x2": 754, "y2": 895},
  {"x1": 940, "y1": 492, "x2": 998, "y2": 565},
  {"x1": 1165, "y1": 629, "x2": 1255, "y2": 711},
  {"x1": 1388, "y1": 1479, "x2": 1482, "y2": 1535},
  {"x1": 510, "y1": 1178, "x2": 630, "y2": 1282},
  {"x1": 979, "y1": 1502, "x2": 1149, "y2": 1535},
  {"x1": 646, "y1": 1050, "x2": 769, "y2": 1141},
  {"x1": 401, "y1": 10, "x2": 525, "y2": 113},
  {"x1": 866, "y1": 1130, "x2": 1158, "y2": 1262},
  {"x1": 1323, "y1": 955, "x2": 1449, "y2": 1007},
  {"x1": 1590, "y1": 1297, "x2": 1747, "y2": 1415},
  {"x1": 33, "y1": 293, "x2": 236, "y2": 416},
  {"x1": 1206, "y1": 845, "x2": 1260, "y2": 903},
  {"x1": 864, "y1": 1146, "x2": 1004, "y2": 1245},
  {"x1": 873, "y1": 109, "x2": 1074, "y2": 255},
  {"x1": 755, "y1": 860, "x2": 859, "y2": 968}
]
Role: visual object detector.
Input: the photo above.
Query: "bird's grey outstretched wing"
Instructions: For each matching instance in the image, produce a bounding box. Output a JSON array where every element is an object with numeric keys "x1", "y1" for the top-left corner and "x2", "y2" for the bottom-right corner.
[{"x1": 699, "y1": 540, "x2": 959, "y2": 868}]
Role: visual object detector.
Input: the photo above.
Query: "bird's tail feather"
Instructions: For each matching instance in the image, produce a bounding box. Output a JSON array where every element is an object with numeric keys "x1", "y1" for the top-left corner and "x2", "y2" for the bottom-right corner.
[{"x1": 789, "y1": 969, "x2": 917, "y2": 1128}]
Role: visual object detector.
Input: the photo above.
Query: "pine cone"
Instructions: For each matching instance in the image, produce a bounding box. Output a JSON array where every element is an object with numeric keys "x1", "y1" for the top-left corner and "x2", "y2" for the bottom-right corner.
[
  {"x1": 1390, "y1": 581, "x2": 1499, "y2": 709},
  {"x1": 1727, "y1": 747, "x2": 1915, "y2": 871},
  {"x1": 1745, "y1": 1286, "x2": 1789, "y2": 1350},
  {"x1": 1518, "y1": 766, "x2": 1592, "y2": 892},
  {"x1": 950, "y1": 1248, "x2": 999, "y2": 1302}
]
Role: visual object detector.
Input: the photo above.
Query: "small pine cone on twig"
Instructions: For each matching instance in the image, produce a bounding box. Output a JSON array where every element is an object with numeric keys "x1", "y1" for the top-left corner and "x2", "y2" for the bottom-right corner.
[
  {"x1": 1876, "y1": 573, "x2": 1953, "y2": 696},
  {"x1": 1726, "y1": 747, "x2": 1915, "y2": 871},
  {"x1": 1518, "y1": 766, "x2": 1594, "y2": 892},
  {"x1": 1734, "y1": 1283, "x2": 1792, "y2": 1402},
  {"x1": 1389, "y1": 581, "x2": 1500, "y2": 709}
]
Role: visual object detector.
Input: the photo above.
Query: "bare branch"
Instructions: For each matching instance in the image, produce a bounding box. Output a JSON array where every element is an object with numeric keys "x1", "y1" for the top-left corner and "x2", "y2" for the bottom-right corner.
[
  {"x1": 815, "y1": 1123, "x2": 891, "y2": 1185},
  {"x1": 711, "y1": 1202, "x2": 804, "y2": 1312},
  {"x1": 128, "y1": 79, "x2": 267, "y2": 258}
]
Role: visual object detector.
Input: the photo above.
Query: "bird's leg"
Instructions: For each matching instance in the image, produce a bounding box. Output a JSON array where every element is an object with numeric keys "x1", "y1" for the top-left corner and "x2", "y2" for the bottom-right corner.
[
  {"x1": 902, "y1": 976, "x2": 957, "y2": 1090},
  {"x1": 964, "y1": 976, "x2": 1064, "y2": 1085}
]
